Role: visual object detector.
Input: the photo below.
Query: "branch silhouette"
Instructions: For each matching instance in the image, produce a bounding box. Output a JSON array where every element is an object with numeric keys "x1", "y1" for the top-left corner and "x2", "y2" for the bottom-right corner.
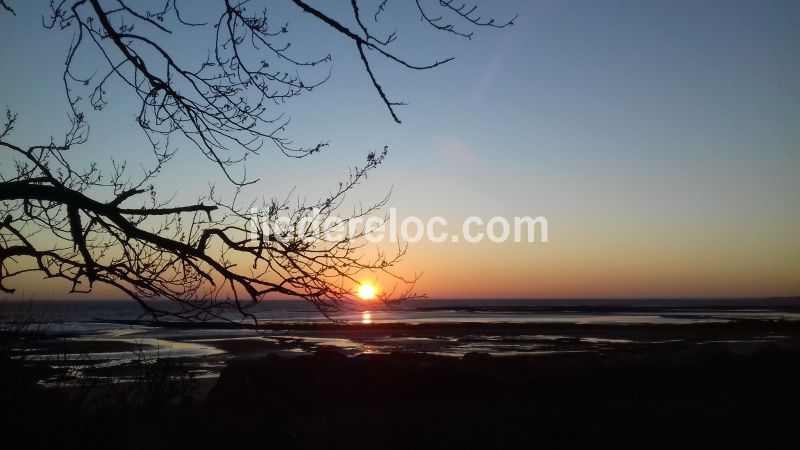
[{"x1": 0, "y1": 0, "x2": 513, "y2": 320}]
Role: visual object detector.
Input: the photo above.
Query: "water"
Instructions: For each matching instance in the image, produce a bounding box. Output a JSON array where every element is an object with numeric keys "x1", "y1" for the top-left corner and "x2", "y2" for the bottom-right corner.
[
  {"x1": 2, "y1": 298, "x2": 799, "y2": 371},
  {"x1": 5, "y1": 298, "x2": 800, "y2": 325}
]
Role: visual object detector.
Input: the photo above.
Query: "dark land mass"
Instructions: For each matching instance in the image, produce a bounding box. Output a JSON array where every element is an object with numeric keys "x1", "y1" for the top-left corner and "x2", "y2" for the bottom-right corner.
[
  {"x1": 3, "y1": 319, "x2": 800, "y2": 449},
  {"x1": 204, "y1": 343, "x2": 800, "y2": 449}
]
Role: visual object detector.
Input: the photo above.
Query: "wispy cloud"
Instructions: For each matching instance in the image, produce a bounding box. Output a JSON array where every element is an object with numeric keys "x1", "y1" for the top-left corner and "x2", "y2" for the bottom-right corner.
[{"x1": 440, "y1": 137, "x2": 476, "y2": 164}]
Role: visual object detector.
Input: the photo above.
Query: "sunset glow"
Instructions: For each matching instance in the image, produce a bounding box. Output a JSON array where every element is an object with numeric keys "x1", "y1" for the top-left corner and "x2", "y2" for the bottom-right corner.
[
  {"x1": 357, "y1": 283, "x2": 376, "y2": 300},
  {"x1": 1, "y1": 1, "x2": 799, "y2": 446}
]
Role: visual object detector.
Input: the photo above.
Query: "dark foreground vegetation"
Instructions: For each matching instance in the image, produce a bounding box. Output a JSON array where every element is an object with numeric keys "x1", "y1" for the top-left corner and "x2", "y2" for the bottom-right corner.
[{"x1": 2, "y1": 334, "x2": 799, "y2": 449}]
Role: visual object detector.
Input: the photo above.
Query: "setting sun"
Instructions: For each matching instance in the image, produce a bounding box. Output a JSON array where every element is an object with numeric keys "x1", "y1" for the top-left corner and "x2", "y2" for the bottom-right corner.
[{"x1": 357, "y1": 283, "x2": 376, "y2": 300}]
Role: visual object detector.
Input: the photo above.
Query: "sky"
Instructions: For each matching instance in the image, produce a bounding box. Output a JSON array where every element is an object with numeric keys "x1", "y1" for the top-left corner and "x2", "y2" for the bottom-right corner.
[{"x1": 1, "y1": 0, "x2": 799, "y2": 300}]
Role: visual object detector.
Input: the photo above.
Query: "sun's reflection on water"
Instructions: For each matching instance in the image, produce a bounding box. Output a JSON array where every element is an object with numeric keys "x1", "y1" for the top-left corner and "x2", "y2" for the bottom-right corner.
[{"x1": 362, "y1": 311, "x2": 373, "y2": 324}]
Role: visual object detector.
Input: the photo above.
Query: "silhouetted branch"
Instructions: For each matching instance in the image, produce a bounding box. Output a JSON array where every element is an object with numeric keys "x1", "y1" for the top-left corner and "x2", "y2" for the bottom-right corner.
[
  {"x1": 1, "y1": 116, "x2": 419, "y2": 321},
  {"x1": 0, "y1": 0, "x2": 14, "y2": 15},
  {"x1": 41, "y1": 0, "x2": 512, "y2": 156},
  {"x1": 0, "y1": 0, "x2": 513, "y2": 320},
  {"x1": 414, "y1": 0, "x2": 517, "y2": 39}
]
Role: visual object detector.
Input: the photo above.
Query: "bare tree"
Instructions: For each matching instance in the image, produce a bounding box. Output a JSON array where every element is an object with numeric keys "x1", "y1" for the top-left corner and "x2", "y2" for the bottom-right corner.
[{"x1": 0, "y1": 1, "x2": 514, "y2": 321}]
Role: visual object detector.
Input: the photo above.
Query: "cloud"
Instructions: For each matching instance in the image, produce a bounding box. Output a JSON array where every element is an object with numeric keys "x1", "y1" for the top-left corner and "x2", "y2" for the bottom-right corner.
[{"x1": 440, "y1": 137, "x2": 476, "y2": 164}]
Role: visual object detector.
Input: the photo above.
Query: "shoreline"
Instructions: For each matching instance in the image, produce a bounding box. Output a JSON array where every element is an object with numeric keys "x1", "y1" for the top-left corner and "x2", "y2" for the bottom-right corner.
[
  {"x1": 4, "y1": 317, "x2": 800, "y2": 447},
  {"x1": 6, "y1": 317, "x2": 800, "y2": 382}
]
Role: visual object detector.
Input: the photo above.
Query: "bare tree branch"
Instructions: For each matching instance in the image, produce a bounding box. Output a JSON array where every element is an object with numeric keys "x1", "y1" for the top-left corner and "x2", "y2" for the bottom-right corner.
[
  {"x1": 1, "y1": 117, "x2": 419, "y2": 321},
  {"x1": 0, "y1": 0, "x2": 14, "y2": 15},
  {"x1": 0, "y1": 1, "x2": 514, "y2": 320}
]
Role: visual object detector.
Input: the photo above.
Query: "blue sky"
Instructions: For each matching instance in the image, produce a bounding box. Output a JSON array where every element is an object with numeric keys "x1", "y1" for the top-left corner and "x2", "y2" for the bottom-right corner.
[{"x1": 1, "y1": 0, "x2": 799, "y2": 298}]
